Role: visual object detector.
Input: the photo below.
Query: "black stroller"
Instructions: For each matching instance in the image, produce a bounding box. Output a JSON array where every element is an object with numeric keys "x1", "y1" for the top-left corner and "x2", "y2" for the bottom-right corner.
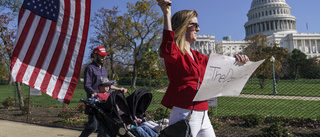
[{"x1": 81, "y1": 88, "x2": 153, "y2": 137}]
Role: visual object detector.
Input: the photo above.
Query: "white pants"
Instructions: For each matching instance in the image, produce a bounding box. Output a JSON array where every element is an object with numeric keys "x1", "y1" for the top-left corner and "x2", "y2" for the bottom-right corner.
[{"x1": 169, "y1": 107, "x2": 216, "y2": 137}]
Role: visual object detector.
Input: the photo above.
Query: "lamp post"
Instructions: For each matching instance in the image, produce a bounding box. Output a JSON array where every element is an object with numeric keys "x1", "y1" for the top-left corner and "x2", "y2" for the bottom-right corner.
[
  {"x1": 270, "y1": 56, "x2": 277, "y2": 94},
  {"x1": 128, "y1": 65, "x2": 134, "y2": 87}
]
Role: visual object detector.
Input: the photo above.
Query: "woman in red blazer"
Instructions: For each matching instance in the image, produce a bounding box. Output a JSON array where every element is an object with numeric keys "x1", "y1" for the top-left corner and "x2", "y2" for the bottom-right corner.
[{"x1": 157, "y1": 0, "x2": 249, "y2": 136}]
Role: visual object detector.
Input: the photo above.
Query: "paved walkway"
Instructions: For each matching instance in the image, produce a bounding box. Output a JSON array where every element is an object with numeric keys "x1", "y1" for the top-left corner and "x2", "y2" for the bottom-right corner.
[
  {"x1": 0, "y1": 119, "x2": 97, "y2": 137},
  {"x1": 157, "y1": 87, "x2": 320, "y2": 101},
  {"x1": 237, "y1": 94, "x2": 320, "y2": 101}
]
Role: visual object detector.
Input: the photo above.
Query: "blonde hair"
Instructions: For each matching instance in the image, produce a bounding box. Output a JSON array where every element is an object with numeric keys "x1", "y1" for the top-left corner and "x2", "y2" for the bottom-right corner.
[{"x1": 172, "y1": 10, "x2": 198, "y2": 55}]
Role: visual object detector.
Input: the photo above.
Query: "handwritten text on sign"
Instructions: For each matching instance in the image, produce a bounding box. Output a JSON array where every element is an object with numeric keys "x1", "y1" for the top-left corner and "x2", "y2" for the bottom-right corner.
[{"x1": 193, "y1": 53, "x2": 264, "y2": 101}]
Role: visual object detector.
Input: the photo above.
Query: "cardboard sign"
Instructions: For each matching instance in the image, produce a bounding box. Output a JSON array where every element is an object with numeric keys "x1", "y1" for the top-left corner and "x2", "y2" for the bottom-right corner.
[
  {"x1": 30, "y1": 87, "x2": 42, "y2": 95},
  {"x1": 207, "y1": 97, "x2": 217, "y2": 107},
  {"x1": 193, "y1": 53, "x2": 264, "y2": 101}
]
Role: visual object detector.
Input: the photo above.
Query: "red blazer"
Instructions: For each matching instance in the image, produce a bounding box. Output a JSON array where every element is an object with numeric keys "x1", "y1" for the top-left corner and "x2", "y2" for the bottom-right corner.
[{"x1": 160, "y1": 29, "x2": 209, "y2": 111}]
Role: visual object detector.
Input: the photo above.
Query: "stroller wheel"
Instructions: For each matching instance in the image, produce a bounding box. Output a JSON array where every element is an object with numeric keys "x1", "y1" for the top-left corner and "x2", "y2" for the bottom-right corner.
[{"x1": 119, "y1": 127, "x2": 126, "y2": 135}]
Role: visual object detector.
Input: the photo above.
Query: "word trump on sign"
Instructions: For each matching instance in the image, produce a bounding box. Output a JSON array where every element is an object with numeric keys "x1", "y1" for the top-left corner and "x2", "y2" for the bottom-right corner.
[{"x1": 193, "y1": 53, "x2": 264, "y2": 102}]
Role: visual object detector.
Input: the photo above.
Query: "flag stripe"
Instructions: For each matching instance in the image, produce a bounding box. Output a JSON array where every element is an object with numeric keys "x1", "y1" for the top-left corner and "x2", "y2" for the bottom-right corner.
[
  {"x1": 29, "y1": 21, "x2": 55, "y2": 88},
  {"x1": 45, "y1": 0, "x2": 72, "y2": 97},
  {"x1": 62, "y1": 0, "x2": 90, "y2": 103},
  {"x1": 61, "y1": 0, "x2": 90, "y2": 103},
  {"x1": 22, "y1": 20, "x2": 51, "y2": 85},
  {"x1": 14, "y1": 8, "x2": 27, "y2": 49},
  {"x1": 17, "y1": 8, "x2": 25, "y2": 26},
  {"x1": 16, "y1": 17, "x2": 46, "y2": 82},
  {"x1": 34, "y1": 0, "x2": 63, "y2": 91},
  {"x1": 54, "y1": 0, "x2": 80, "y2": 100},
  {"x1": 51, "y1": 0, "x2": 78, "y2": 99},
  {"x1": 11, "y1": 11, "x2": 33, "y2": 75},
  {"x1": 11, "y1": 13, "x2": 37, "y2": 80},
  {"x1": 37, "y1": 0, "x2": 68, "y2": 93}
]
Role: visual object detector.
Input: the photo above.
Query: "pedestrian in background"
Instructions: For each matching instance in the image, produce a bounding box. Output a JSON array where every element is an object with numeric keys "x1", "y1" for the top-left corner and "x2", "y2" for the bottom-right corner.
[{"x1": 79, "y1": 46, "x2": 127, "y2": 137}]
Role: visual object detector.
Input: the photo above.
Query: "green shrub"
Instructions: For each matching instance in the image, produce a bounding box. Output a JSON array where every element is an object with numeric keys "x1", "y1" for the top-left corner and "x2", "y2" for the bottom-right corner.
[
  {"x1": 264, "y1": 116, "x2": 284, "y2": 124},
  {"x1": 2, "y1": 97, "x2": 16, "y2": 108},
  {"x1": 262, "y1": 122, "x2": 295, "y2": 137},
  {"x1": 149, "y1": 107, "x2": 169, "y2": 121},
  {"x1": 210, "y1": 118, "x2": 224, "y2": 130},
  {"x1": 21, "y1": 97, "x2": 33, "y2": 114},
  {"x1": 240, "y1": 114, "x2": 264, "y2": 127},
  {"x1": 23, "y1": 97, "x2": 33, "y2": 105},
  {"x1": 58, "y1": 108, "x2": 76, "y2": 120},
  {"x1": 21, "y1": 106, "x2": 30, "y2": 114},
  {"x1": 0, "y1": 77, "x2": 8, "y2": 85},
  {"x1": 57, "y1": 107, "x2": 86, "y2": 125},
  {"x1": 77, "y1": 103, "x2": 85, "y2": 113}
]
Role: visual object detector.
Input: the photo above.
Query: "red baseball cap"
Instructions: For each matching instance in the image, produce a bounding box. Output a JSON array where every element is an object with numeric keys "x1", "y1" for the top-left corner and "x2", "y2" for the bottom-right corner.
[{"x1": 92, "y1": 46, "x2": 109, "y2": 56}]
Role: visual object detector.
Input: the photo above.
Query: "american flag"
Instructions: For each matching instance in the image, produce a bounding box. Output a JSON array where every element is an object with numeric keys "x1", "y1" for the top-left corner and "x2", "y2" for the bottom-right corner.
[{"x1": 10, "y1": 0, "x2": 91, "y2": 104}]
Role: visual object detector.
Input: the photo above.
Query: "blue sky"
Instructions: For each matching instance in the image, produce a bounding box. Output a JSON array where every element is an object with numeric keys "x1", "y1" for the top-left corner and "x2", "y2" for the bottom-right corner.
[
  {"x1": 2, "y1": 0, "x2": 319, "y2": 62},
  {"x1": 74, "y1": 0, "x2": 320, "y2": 61},
  {"x1": 89, "y1": 0, "x2": 320, "y2": 40}
]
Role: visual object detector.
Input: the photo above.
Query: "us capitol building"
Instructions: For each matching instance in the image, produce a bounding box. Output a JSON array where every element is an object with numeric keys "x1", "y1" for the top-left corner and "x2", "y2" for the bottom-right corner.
[{"x1": 191, "y1": 0, "x2": 320, "y2": 59}]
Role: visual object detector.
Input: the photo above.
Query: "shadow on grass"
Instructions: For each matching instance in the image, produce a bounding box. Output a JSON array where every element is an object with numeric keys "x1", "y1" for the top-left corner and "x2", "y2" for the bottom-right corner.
[
  {"x1": 230, "y1": 123, "x2": 253, "y2": 128},
  {"x1": 247, "y1": 135, "x2": 262, "y2": 137},
  {"x1": 293, "y1": 132, "x2": 320, "y2": 137}
]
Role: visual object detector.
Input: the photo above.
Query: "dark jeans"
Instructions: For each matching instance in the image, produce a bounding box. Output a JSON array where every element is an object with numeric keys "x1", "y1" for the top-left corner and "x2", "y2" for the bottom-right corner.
[{"x1": 79, "y1": 114, "x2": 110, "y2": 137}]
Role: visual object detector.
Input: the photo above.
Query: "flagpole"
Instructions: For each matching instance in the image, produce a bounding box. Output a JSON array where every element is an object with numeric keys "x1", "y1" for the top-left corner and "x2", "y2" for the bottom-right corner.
[{"x1": 27, "y1": 88, "x2": 30, "y2": 121}]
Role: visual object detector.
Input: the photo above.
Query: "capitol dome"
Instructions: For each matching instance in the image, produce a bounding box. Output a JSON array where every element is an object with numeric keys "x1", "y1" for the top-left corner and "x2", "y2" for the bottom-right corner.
[{"x1": 244, "y1": 0, "x2": 297, "y2": 38}]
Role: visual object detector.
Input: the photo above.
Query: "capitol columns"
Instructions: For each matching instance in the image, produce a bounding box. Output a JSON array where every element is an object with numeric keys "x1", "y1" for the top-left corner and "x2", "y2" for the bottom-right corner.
[{"x1": 315, "y1": 40, "x2": 319, "y2": 54}]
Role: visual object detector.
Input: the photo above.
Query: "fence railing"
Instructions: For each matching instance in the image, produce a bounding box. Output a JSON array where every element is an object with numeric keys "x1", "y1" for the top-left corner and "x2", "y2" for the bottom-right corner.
[{"x1": 1, "y1": 76, "x2": 319, "y2": 136}]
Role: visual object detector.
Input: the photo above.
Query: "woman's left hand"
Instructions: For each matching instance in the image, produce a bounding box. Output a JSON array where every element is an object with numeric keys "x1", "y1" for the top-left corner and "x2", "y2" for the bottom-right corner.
[{"x1": 235, "y1": 55, "x2": 249, "y2": 64}]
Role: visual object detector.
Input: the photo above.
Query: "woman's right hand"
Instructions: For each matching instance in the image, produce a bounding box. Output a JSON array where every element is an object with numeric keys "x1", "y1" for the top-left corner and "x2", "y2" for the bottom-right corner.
[
  {"x1": 156, "y1": 0, "x2": 172, "y2": 15},
  {"x1": 157, "y1": 0, "x2": 172, "y2": 30}
]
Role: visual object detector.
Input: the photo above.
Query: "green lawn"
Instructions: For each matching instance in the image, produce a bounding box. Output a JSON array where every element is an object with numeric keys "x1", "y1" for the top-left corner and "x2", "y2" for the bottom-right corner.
[
  {"x1": 1, "y1": 78, "x2": 319, "y2": 119},
  {"x1": 213, "y1": 97, "x2": 320, "y2": 119},
  {"x1": 242, "y1": 78, "x2": 320, "y2": 97}
]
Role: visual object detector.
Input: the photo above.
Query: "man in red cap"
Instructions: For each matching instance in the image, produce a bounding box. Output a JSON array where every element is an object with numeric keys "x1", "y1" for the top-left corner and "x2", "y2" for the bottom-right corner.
[{"x1": 80, "y1": 46, "x2": 127, "y2": 137}]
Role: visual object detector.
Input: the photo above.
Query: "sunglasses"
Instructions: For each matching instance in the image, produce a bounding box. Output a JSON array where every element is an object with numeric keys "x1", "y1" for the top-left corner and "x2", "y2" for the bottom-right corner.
[{"x1": 189, "y1": 23, "x2": 199, "y2": 29}]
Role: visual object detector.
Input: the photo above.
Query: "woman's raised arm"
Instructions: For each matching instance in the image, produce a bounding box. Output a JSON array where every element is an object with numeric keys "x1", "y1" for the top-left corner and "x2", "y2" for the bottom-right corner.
[{"x1": 156, "y1": 0, "x2": 172, "y2": 31}]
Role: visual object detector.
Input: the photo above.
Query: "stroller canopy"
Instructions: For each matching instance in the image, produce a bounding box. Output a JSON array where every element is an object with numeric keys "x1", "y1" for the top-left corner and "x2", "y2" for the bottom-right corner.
[
  {"x1": 97, "y1": 90, "x2": 133, "y2": 123},
  {"x1": 126, "y1": 88, "x2": 153, "y2": 119}
]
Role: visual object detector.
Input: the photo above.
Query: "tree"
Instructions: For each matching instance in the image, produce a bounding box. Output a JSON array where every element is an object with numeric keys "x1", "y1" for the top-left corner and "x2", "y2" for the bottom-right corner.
[
  {"x1": 90, "y1": 7, "x2": 132, "y2": 80},
  {"x1": 300, "y1": 58, "x2": 320, "y2": 79},
  {"x1": 0, "y1": 13, "x2": 15, "y2": 84},
  {"x1": 286, "y1": 49, "x2": 320, "y2": 79},
  {"x1": 137, "y1": 47, "x2": 164, "y2": 79},
  {"x1": 287, "y1": 49, "x2": 307, "y2": 80},
  {"x1": 0, "y1": 0, "x2": 21, "y2": 12},
  {"x1": 0, "y1": 0, "x2": 22, "y2": 84},
  {"x1": 244, "y1": 34, "x2": 290, "y2": 89},
  {"x1": 0, "y1": 0, "x2": 23, "y2": 108},
  {"x1": 0, "y1": 62, "x2": 8, "y2": 84},
  {"x1": 121, "y1": 0, "x2": 163, "y2": 88},
  {"x1": 244, "y1": 34, "x2": 268, "y2": 88}
]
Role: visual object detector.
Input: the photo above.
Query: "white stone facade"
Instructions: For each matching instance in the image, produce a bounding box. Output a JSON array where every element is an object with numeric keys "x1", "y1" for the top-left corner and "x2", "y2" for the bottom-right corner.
[
  {"x1": 268, "y1": 33, "x2": 320, "y2": 58},
  {"x1": 190, "y1": 35, "x2": 216, "y2": 56},
  {"x1": 216, "y1": 40, "x2": 248, "y2": 57}
]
